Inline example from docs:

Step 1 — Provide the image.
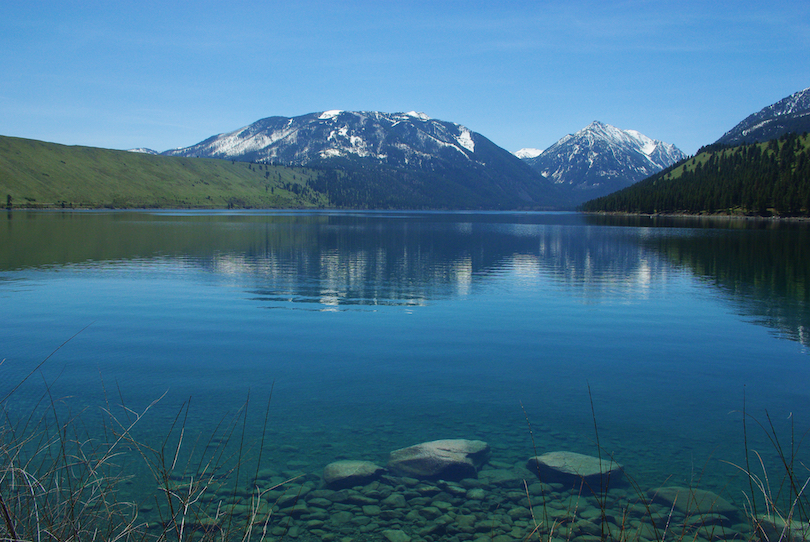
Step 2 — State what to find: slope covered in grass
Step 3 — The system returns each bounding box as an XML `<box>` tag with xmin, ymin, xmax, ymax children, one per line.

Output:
<box><xmin>0</xmin><ymin>136</ymin><xmax>328</xmax><ymax>209</ymax></box>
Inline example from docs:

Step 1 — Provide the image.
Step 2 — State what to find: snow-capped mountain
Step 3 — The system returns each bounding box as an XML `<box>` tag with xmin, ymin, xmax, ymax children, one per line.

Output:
<box><xmin>164</xmin><ymin>110</ymin><xmax>483</xmax><ymax>166</ymax></box>
<box><xmin>715</xmin><ymin>86</ymin><xmax>810</xmax><ymax>146</ymax></box>
<box><xmin>520</xmin><ymin>121</ymin><xmax>686</xmax><ymax>203</ymax></box>
<box><xmin>514</xmin><ymin>148</ymin><xmax>543</xmax><ymax>159</ymax></box>
<box><xmin>164</xmin><ymin>110</ymin><xmax>567</xmax><ymax>209</ymax></box>
<box><xmin>128</xmin><ymin>148</ymin><xmax>159</xmax><ymax>154</ymax></box>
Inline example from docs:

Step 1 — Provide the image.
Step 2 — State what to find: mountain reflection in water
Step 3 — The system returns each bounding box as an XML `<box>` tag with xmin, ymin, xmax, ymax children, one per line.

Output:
<box><xmin>2</xmin><ymin>210</ymin><xmax>806</xmax><ymax>346</ymax></box>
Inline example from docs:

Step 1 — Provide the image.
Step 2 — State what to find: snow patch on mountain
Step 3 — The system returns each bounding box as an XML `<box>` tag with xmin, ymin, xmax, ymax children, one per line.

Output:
<box><xmin>320</xmin><ymin>148</ymin><xmax>341</xmax><ymax>158</ymax></box>
<box><xmin>640</xmin><ymin>141</ymin><xmax>657</xmax><ymax>156</ymax></box>
<box><xmin>624</xmin><ymin>130</ymin><xmax>657</xmax><ymax>156</ymax></box>
<box><xmin>319</xmin><ymin>110</ymin><xmax>343</xmax><ymax>120</ymax></box>
<box><xmin>405</xmin><ymin>111</ymin><xmax>431</xmax><ymax>121</ymax></box>
<box><xmin>207</xmin><ymin>128</ymin><xmax>289</xmax><ymax>157</ymax></box>
<box><xmin>515</xmin><ymin>148</ymin><xmax>543</xmax><ymax>159</ymax></box>
<box><xmin>457</xmin><ymin>128</ymin><xmax>474</xmax><ymax>152</ymax></box>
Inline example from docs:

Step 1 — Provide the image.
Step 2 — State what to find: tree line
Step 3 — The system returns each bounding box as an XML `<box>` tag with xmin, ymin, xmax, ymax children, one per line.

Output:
<box><xmin>580</xmin><ymin>132</ymin><xmax>810</xmax><ymax>216</ymax></box>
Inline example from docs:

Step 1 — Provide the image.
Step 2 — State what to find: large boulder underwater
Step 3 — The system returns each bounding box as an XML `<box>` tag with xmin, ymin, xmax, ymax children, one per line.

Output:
<box><xmin>526</xmin><ymin>451</ymin><xmax>624</xmax><ymax>488</ymax></box>
<box><xmin>387</xmin><ymin>439</ymin><xmax>491</xmax><ymax>481</ymax></box>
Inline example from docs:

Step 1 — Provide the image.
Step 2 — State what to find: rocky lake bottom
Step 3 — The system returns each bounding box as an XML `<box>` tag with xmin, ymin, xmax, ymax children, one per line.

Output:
<box><xmin>132</xmin><ymin>436</ymin><xmax>770</xmax><ymax>542</ymax></box>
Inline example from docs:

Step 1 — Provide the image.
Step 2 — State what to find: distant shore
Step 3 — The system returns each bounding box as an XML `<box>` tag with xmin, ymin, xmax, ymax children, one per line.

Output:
<box><xmin>582</xmin><ymin>210</ymin><xmax>810</xmax><ymax>222</ymax></box>
<box><xmin>6</xmin><ymin>206</ymin><xmax>810</xmax><ymax>222</ymax></box>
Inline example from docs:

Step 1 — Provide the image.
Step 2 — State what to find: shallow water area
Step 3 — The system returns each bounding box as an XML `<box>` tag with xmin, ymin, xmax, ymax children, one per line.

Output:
<box><xmin>1</xmin><ymin>210</ymin><xmax>808</xmax><ymax>541</ymax></box>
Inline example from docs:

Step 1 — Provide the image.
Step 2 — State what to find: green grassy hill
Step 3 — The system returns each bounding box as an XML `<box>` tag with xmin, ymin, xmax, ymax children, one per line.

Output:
<box><xmin>580</xmin><ymin>133</ymin><xmax>810</xmax><ymax>216</ymax></box>
<box><xmin>0</xmin><ymin>135</ymin><xmax>329</xmax><ymax>209</ymax></box>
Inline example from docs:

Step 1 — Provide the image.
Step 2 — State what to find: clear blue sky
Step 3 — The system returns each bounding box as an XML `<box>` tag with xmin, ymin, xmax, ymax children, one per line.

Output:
<box><xmin>2</xmin><ymin>1</ymin><xmax>808</xmax><ymax>155</ymax></box>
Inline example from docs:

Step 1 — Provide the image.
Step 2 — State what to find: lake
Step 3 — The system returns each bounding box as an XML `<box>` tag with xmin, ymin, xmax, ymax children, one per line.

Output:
<box><xmin>1</xmin><ymin>210</ymin><xmax>808</xmax><ymax>541</ymax></box>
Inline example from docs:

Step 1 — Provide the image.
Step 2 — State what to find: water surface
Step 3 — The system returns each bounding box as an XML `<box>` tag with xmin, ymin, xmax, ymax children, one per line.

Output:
<box><xmin>1</xmin><ymin>210</ymin><xmax>808</xmax><ymax>539</ymax></box>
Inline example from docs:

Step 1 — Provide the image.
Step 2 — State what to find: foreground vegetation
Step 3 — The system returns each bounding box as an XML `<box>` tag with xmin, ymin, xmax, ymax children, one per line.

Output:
<box><xmin>0</xmin><ymin>136</ymin><xmax>328</xmax><ymax>209</ymax></box>
<box><xmin>1</xmin><ymin>338</ymin><xmax>282</xmax><ymax>541</ymax></box>
<box><xmin>581</xmin><ymin>133</ymin><xmax>810</xmax><ymax>217</ymax></box>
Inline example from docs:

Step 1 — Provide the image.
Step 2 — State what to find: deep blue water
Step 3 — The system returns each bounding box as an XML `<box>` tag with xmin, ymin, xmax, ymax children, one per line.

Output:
<box><xmin>1</xmin><ymin>210</ymin><xmax>808</xmax><ymax>522</ymax></box>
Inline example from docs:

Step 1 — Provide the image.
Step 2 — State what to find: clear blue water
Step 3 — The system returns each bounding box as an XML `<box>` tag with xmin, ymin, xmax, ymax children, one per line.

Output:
<box><xmin>1</xmin><ymin>210</ymin><xmax>808</xmax><ymax>537</ymax></box>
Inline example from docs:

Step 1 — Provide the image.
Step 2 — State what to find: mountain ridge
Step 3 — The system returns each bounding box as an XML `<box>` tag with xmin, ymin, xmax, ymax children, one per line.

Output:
<box><xmin>164</xmin><ymin>110</ymin><xmax>481</xmax><ymax>165</ymax></box>
<box><xmin>715</xmin><ymin>87</ymin><xmax>810</xmax><ymax>146</ymax></box>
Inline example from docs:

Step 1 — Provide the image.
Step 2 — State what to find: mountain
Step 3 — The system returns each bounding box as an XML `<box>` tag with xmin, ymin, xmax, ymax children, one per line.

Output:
<box><xmin>163</xmin><ymin>110</ymin><xmax>568</xmax><ymax>209</ymax></box>
<box><xmin>715</xmin><ymin>87</ymin><xmax>810</xmax><ymax>146</ymax></box>
<box><xmin>519</xmin><ymin>121</ymin><xmax>686</xmax><ymax>204</ymax></box>
<box><xmin>128</xmin><ymin>147</ymin><xmax>159</xmax><ymax>155</ymax></box>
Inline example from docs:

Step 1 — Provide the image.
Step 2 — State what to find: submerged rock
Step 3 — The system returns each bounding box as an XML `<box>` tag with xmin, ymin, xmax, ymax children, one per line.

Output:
<box><xmin>322</xmin><ymin>460</ymin><xmax>386</xmax><ymax>490</ymax></box>
<box><xmin>466</xmin><ymin>488</ymin><xmax>486</xmax><ymax>500</ymax></box>
<box><xmin>649</xmin><ymin>486</ymin><xmax>740</xmax><ymax>519</ymax></box>
<box><xmin>387</xmin><ymin>439</ymin><xmax>491</xmax><ymax>480</ymax></box>
<box><xmin>383</xmin><ymin>529</ymin><xmax>412</xmax><ymax>542</ymax></box>
<box><xmin>755</xmin><ymin>514</ymin><xmax>810</xmax><ymax>542</ymax></box>
<box><xmin>478</xmin><ymin>466</ymin><xmax>535</xmax><ymax>488</ymax></box>
<box><xmin>526</xmin><ymin>451</ymin><xmax>623</xmax><ymax>487</ymax></box>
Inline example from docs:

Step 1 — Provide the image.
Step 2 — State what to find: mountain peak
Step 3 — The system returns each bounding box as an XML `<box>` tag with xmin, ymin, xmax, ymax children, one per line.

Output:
<box><xmin>515</xmin><ymin>148</ymin><xmax>543</xmax><ymax>159</ymax></box>
<box><xmin>781</xmin><ymin>86</ymin><xmax>810</xmax><ymax>113</ymax></box>
<box><xmin>554</xmin><ymin>121</ymin><xmax>654</xmax><ymax>159</ymax></box>
<box><xmin>404</xmin><ymin>111</ymin><xmax>431</xmax><ymax>121</ymax></box>
<box><xmin>519</xmin><ymin>122</ymin><xmax>686</xmax><ymax>204</ymax></box>
<box><xmin>318</xmin><ymin>110</ymin><xmax>344</xmax><ymax>120</ymax></box>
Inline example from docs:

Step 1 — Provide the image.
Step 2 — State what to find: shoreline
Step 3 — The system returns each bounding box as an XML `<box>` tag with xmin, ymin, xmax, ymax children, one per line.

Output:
<box><xmin>582</xmin><ymin>210</ymin><xmax>810</xmax><ymax>223</ymax></box>
<box><xmin>8</xmin><ymin>205</ymin><xmax>810</xmax><ymax>221</ymax></box>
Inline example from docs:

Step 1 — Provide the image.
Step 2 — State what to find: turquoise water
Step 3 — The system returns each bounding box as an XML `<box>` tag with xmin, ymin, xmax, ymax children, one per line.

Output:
<box><xmin>1</xmin><ymin>210</ymin><xmax>808</xmax><ymax>540</ymax></box>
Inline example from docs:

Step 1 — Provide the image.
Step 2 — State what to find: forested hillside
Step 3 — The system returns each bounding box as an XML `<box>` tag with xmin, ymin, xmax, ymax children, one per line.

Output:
<box><xmin>303</xmin><ymin>153</ymin><xmax>564</xmax><ymax>209</ymax></box>
<box><xmin>580</xmin><ymin>133</ymin><xmax>810</xmax><ymax>216</ymax></box>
